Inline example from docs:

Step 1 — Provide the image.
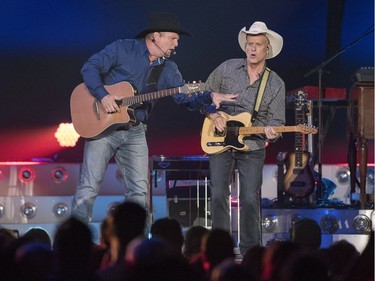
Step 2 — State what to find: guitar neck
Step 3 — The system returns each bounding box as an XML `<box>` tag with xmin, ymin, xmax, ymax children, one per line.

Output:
<box><xmin>122</xmin><ymin>87</ymin><xmax>181</xmax><ymax>105</ymax></box>
<box><xmin>239</xmin><ymin>126</ymin><xmax>300</xmax><ymax>135</ymax></box>
<box><xmin>294</xmin><ymin>97</ymin><xmax>307</xmax><ymax>167</ymax></box>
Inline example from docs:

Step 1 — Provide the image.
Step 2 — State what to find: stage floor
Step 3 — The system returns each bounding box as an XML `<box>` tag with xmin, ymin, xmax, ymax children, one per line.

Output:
<box><xmin>0</xmin><ymin>162</ymin><xmax>373</xmax><ymax>253</ymax></box>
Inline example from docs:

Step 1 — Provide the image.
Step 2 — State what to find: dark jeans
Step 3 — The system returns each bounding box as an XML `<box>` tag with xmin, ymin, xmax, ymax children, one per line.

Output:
<box><xmin>209</xmin><ymin>148</ymin><xmax>265</xmax><ymax>255</ymax></box>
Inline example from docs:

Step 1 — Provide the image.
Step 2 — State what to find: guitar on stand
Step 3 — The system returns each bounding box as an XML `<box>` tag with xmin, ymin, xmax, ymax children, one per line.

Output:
<box><xmin>283</xmin><ymin>91</ymin><xmax>316</xmax><ymax>205</ymax></box>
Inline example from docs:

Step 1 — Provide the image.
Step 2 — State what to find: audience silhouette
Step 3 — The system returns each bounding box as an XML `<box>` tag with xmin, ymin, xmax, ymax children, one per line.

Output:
<box><xmin>1</xmin><ymin>212</ymin><xmax>373</xmax><ymax>281</ymax></box>
<box><xmin>49</xmin><ymin>216</ymin><xmax>99</xmax><ymax>281</ymax></box>
<box><xmin>150</xmin><ymin>217</ymin><xmax>185</xmax><ymax>257</ymax></box>
<box><xmin>289</xmin><ymin>218</ymin><xmax>322</xmax><ymax>250</ymax></box>
<box><xmin>183</xmin><ymin>225</ymin><xmax>209</xmax><ymax>261</ymax></box>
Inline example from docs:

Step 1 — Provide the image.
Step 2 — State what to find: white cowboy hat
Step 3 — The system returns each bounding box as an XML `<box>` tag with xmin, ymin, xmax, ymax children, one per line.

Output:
<box><xmin>238</xmin><ymin>21</ymin><xmax>283</xmax><ymax>59</ymax></box>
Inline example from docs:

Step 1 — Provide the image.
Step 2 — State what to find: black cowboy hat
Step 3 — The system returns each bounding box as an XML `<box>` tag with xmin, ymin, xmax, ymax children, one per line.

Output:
<box><xmin>135</xmin><ymin>12</ymin><xmax>192</xmax><ymax>38</ymax></box>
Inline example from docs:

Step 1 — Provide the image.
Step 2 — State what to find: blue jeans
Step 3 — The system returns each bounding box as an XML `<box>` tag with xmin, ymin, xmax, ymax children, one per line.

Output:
<box><xmin>72</xmin><ymin>124</ymin><xmax>149</xmax><ymax>223</ymax></box>
<box><xmin>209</xmin><ymin>148</ymin><xmax>265</xmax><ymax>255</ymax></box>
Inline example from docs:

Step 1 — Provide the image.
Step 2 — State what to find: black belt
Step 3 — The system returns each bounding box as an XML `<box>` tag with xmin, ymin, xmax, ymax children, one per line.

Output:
<box><xmin>115</xmin><ymin>122</ymin><xmax>140</xmax><ymax>131</ymax></box>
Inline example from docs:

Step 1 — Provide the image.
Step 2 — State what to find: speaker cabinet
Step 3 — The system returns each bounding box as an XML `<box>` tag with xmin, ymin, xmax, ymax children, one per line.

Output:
<box><xmin>350</xmin><ymin>82</ymin><xmax>374</xmax><ymax>139</ymax></box>
<box><xmin>168</xmin><ymin>199</ymin><xmax>211</xmax><ymax>228</ymax></box>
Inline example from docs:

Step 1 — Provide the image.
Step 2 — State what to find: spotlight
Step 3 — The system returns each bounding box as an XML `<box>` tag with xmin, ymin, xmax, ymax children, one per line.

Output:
<box><xmin>18</xmin><ymin>167</ymin><xmax>36</xmax><ymax>183</ymax></box>
<box><xmin>107</xmin><ymin>202</ymin><xmax>121</xmax><ymax>217</ymax></box>
<box><xmin>53</xmin><ymin>203</ymin><xmax>69</xmax><ymax>218</ymax></box>
<box><xmin>353</xmin><ymin>214</ymin><xmax>372</xmax><ymax>234</ymax></box>
<box><xmin>51</xmin><ymin>167</ymin><xmax>68</xmax><ymax>183</ymax></box>
<box><xmin>0</xmin><ymin>204</ymin><xmax>4</xmax><ymax>218</ymax></box>
<box><xmin>54</xmin><ymin>123</ymin><xmax>80</xmax><ymax>147</ymax></box>
<box><xmin>320</xmin><ymin>214</ymin><xmax>339</xmax><ymax>234</ymax></box>
<box><xmin>262</xmin><ymin>215</ymin><xmax>278</xmax><ymax>233</ymax></box>
<box><xmin>20</xmin><ymin>202</ymin><xmax>37</xmax><ymax>219</ymax></box>
<box><xmin>336</xmin><ymin>167</ymin><xmax>350</xmax><ymax>184</ymax></box>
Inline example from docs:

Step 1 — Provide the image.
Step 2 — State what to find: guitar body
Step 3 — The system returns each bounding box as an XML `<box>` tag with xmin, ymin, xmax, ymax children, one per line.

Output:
<box><xmin>200</xmin><ymin>111</ymin><xmax>317</xmax><ymax>155</ymax></box>
<box><xmin>70</xmin><ymin>81</ymin><xmax>137</xmax><ymax>139</ymax></box>
<box><xmin>283</xmin><ymin>151</ymin><xmax>315</xmax><ymax>198</ymax></box>
<box><xmin>201</xmin><ymin>112</ymin><xmax>251</xmax><ymax>154</ymax></box>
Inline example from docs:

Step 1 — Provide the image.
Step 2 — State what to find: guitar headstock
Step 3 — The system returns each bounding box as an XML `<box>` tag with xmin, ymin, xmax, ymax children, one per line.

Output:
<box><xmin>181</xmin><ymin>81</ymin><xmax>205</xmax><ymax>96</ymax></box>
<box><xmin>295</xmin><ymin>91</ymin><xmax>307</xmax><ymax>110</ymax></box>
<box><xmin>296</xmin><ymin>123</ymin><xmax>318</xmax><ymax>134</ymax></box>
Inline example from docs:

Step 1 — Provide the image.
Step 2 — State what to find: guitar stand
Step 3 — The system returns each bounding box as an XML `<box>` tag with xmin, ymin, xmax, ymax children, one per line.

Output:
<box><xmin>274</xmin><ymin>152</ymin><xmax>288</xmax><ymax>208</ymax></box>
<box><xmin>275</xmin><ymin>152</ymin><xmax>315</xmax><ymax>209</ymax></box>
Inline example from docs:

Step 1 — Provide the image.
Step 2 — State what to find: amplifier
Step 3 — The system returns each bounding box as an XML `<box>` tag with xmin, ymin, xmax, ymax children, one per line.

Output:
<box><xmin>355</xmin><ymin>67</ymin><xmax>374</xmax><ymax>83</ymax></box>
<box><xmin>168</xmin><ymin>198</ymin><xmax>211</xmax><ymax>228</ymax></box>
<box><xmin>151</xmin><ymin>155</ymin><xmax>209</xmax><ymax>171</ymax></box>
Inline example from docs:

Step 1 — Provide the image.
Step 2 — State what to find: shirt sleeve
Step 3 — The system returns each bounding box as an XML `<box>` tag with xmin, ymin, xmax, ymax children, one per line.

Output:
<box><xmin>158</xmin><ymin>61</ymin><xmax>213</xmax><ymax>111</ymax></box>
<box><xmin>173</xmin><ymin>90</ymin><xmax>213</xmax><ymax>111</ymax></box>
<box><xmin>198</xmin><ymin>61</ymin><xmax>227</xmax><ymax>115</ymax></box>
<box><xmin>81</xmin><ymin>40</ymin><xmax>120</xmax><ymax>101</ymax></box>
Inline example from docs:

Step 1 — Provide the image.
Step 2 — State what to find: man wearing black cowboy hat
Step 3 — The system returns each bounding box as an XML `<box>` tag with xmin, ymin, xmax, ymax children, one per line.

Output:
<box><xmin>72</xmin><ymin>12</ymin><xmax>237</xmax><ymax>225</ymax></box>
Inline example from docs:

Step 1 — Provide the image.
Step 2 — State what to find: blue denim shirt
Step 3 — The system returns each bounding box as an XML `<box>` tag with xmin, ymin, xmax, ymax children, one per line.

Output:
<box><xmin>81</xmin><ymin>38</ymin><xmax>212</xmax><ymax>122</ymax></box>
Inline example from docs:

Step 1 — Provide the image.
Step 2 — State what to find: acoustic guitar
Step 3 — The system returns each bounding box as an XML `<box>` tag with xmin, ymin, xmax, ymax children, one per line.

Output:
<box><xmin>70</xmin><ymin>81</ymin><xmax>204</xmax><ymax>139</ymax></box>
<box><xmin>200</xmin><ymin>111</ymin><xmax>318</xmax><ymax>154</ymax></box>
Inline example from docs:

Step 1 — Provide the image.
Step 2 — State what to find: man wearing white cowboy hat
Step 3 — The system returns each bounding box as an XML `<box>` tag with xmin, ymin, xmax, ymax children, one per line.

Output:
<box><xmin>72</xmin><ymin>11</ymin><xmax>237</xmax><ymax>226</ymax></box>
<box><xmin>202</xmin><ymin>21</ymin><xmax>286</xmax><ymax>255</ymax></box>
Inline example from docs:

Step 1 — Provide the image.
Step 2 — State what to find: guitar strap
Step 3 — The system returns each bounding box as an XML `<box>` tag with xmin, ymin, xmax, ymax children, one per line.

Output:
<box><xmin>146</xmin><ymin>62</ymin><xmax>166</xmax><ymax>91</ymax></box>
<box><xmin>251</xmin><ymin>67</ymin><xmax>270</xmax><ymax>123</ymax></box>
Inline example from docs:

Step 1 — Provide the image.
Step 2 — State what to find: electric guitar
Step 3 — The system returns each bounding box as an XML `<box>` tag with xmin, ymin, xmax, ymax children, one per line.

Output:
<box><xmin>200</xmin><ymin>111</ymin><xmax>318</xmax><ymax>154</ymax></box>
<box><xmin>283</xmin><ymin>91</ymin><xmax>316</xmax><ymax>198</ymax></box>
<box><xmin>70</xmin><ymin>81</ymin><xmax>204</xmax><ymax>139</ymax></box>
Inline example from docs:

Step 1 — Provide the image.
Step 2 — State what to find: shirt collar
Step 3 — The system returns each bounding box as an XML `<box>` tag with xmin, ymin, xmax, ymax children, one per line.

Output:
<box><xmin>241</xmin><ymin>58</ymin><xmax>267</xmax><ymax>75</ymax></box>
<box><xmin>139</xmin><ymin>38</ymin><xmax>166</xmax><ymax>66</ymax></box>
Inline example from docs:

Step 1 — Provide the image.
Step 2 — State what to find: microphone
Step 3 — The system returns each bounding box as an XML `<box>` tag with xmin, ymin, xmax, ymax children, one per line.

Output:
<box><xmin>151</xmin><ymin>38</ymin><xmax>176</xmax><ymax>58</ymax></box>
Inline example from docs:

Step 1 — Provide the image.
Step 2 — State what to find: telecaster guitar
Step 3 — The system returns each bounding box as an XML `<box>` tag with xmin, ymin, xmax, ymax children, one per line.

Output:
<box><xmin>200</xmin><ymin>112</ymin><xmax>318</xmax><ymax>154</ymax></box>
<box><xmin>70</xmin><ymin>81</ymin><xmax>204</xmax><ymax>139</ymax></box>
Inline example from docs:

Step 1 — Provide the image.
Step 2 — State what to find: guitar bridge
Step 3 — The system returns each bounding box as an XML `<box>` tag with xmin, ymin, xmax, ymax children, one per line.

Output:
<box><xmin>207</xmin><ymin>142</ymin><xmax>225</xmax><ymax>147</ymax></box>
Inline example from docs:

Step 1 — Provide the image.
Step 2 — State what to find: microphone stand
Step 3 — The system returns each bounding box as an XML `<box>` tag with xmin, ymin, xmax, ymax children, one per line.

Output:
<box><xmin>304</xmin><ymin>26</ymin><xmax>374</xmax><ymax>207</ymax></box>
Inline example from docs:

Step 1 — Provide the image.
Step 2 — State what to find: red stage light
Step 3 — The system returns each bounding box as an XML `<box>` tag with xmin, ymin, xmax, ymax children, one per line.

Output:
<box><xmin>54</xmin><ymin>123</ymin><xmax>80</xmax><ymax>147</ymax></box>
<box><xmin>18</xmin><ymin>167</ymin><xmax>36</xmax><ymax>183</ymax></box>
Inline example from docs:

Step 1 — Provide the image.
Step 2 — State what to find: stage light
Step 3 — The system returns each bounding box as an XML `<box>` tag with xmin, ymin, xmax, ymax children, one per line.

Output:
<box><xmin>20</xmin><ymin>202</ymin><xmax>37</xmax><ymax>219</ymax></box>
<box><xmin>352</xmin><ymin>214</ymin><xmax>372</xmax><ymax>234</ymax></box>
<box><xmin>262</xmin><ymin>215</ymin><xmax>278</xmax><ymax>233</ymax></box>
<box><xmin>54</xmin><ymin>123</ymin><xmax>80</xmax><ymax>147</ymax></box>
<box><xmin>53</xmin><ymin>203</ymin><xmax>69</xmax><ymax>218</ymax></box>
<box><xmin>18</xmin><ymin>167</ymin><xmax>36</xmax><ymax>183</ymax></box>
<box><xmin>0</xmin><ymin>204</ymin><xmax>4</xmax><ymax>218</ymax></box>
<box><xmin>107</xmin><ymin>202</ymin><xmax>121</xmax><ymax>217</ymax></box>
<box><xmin>320</xmin><ymin>214</ymin><xmax>339</xmax><ymax>234</ymax></box>
<box><xmin>336</xmin><ymin>167</ymin><xmax>350</xmax><ymax>184</ymax></box>
<box><xmin>51</xmin><ymin>167</ymin><xmax>68</xmax><ymax>183</ymax></box>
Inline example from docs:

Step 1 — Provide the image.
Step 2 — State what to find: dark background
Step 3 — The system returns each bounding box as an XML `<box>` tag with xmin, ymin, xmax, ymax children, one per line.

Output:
<box><xmin>0</xmin><ymin>0</ymin><xmax>373</xmax><ymax>165</ymax></box>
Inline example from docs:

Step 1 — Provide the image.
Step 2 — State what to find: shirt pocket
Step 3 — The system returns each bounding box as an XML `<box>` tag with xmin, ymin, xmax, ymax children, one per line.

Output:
<box><xmin>220</xmin><ymin>76</ymin><xmax>243</xmax><ymax>93</ymax></box>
